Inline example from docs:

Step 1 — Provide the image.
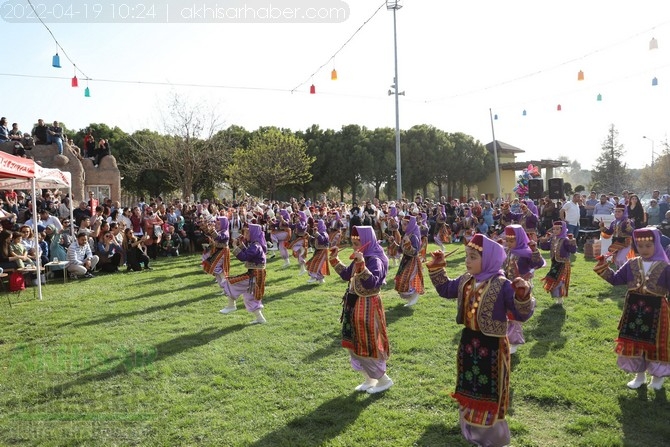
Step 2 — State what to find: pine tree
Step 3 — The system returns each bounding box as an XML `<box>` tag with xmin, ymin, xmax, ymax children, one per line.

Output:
<box><xmin>591</xmin><ymin>125</ymin><xmax>631</xmax><ymax>194</ymax></box>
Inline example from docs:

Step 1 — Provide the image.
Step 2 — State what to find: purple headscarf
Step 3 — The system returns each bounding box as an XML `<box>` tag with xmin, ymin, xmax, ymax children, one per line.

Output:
<box><xmin>552</xmin><ymin>220</ymin><xmax>568</xmax><ymax>238</ymax></box>
<box><xmin>403</xmin><ymin>215</ymin><xmax>421</xmax><ymax>241</ymax></box>
<box><xmin>468</xmin><ymin>234</ymin><xmax>506</xmax><ymax>282</ymax></box>
<box><xmin>217</xmin><ymin>216</ymin><xmax>230</xmax><ymax>240</ymax></box>
<box><xmin>524</xmin><ymin>199</ymin><xmax>539</xmax><ymax>217</ymax></box>
<box><xmin>317</xmin><ymin>219</ymin><xmax>327</xmax><ymax>234</ymax></box>
<box><xmin>505</xmin><ymin>224</ymin><xmax>532</xmax><ymax>258</ymax></box>
<box><xmin>298</xmin><ymin>211</ymin><xmax>307</xmax><ymax>222</ymax></box>
<box><xmin>389</xmin><ymin>206</ymin><xmax>397</xmax><ymax>218</ymax></box>
<box><xmin>248</xmin><ymin>223</ymin><xmax>267</xmax><ymax>253</ymax></box>
<box><xmin>420</xmin><ymin>212</ymin><xmax>427</xmax><ymax>225</ymax></box>
<box><xmin>352</xmin><ymin>226</ymin><xmax>388</xmax><ymax>279</ymax></box>
<box><xmin>279</xmin><ymin>209</ymin><xmax>291</xmax><ymax>221</ymax></box>
<box><xmin>633</xmin><ymin>227</ymin><xmax>669</xmax><ymax>262</ymax></box>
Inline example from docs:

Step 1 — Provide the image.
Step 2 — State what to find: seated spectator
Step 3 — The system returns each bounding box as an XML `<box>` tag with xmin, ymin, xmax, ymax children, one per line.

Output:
<box><xmin>66</xmin><ymin>232</ymin><xmax>98</xmax><ymax>278</ymax></box>
<box><xmin>123</xmin><ymin>229</ymin><xmax>151</xmax><ymax>272</ymax></box>
<box><xmin>83</xmin><ymin>128</ymin><xmax>96</xmax><ymax>159</ymax></box>
<box><xmin>8</xmin><ymin>123</ymin><xmax>22</xmax><ymax>141</ymax></box>
<box><xmin>10</xmin><ymin>231</ymin><xmax>34</xmax><ymax>269</ymax></box>
<box><xmin>0</xmin><ymin>230</ymin><xmax>21</xmax><ymax>270</ymax></box>
<box><xmin>32</xmin><ymin>119</ymin><xmax>49</xmax><ymax>145</ymax></box>
<box><xmin>0</xmin><ymin>117</ymin><xmax>10</xmax><ymax>142</ymax></box>
<box><xmin>73</xmin><ymin>200</ymin><xmax>92</xmax><ymax>227</ymax></box>
<box><xmin>24</xmin><ymin>209</ymin><xmax>63</xmax><ymax>232</ymax></box>
<box><xmin>18</xmin><ymin>225</ymin><xmax>39</xmax><ymax>265</ymax></box>
<box><xmin>95</xmin><ymin>138</ymin><xmax>110</xmax><ymax>166</ymax></box>
<box><xmin>160</xmin><ymin>232</ymin><xmax>180</xmax><ymax>256</ymax></box>
<box><xmin>96</xmin><ymin>230</ymin><xmax>122</xmax><ymax>273</ymax></box>
<box><xmin>47</xmin><ymin>121</ymin><xmax>64</xmax><ymax>155</ymax></box>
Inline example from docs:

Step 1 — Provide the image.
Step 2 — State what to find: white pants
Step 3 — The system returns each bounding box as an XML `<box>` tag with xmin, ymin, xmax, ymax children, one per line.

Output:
<box><xmin>67</xmin><ymin>256</ymin><xmax>100</xmax><ymax>275</ymax></box>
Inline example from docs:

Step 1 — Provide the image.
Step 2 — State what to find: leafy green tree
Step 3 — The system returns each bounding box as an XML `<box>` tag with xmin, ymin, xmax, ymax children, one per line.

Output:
<box><xmin>591</xmin><ymin>125</ymin><xmax>631</xmax><ymax>194</ymax></box>
<box><xmin>326</xmin><ymin>125</ymin><xmax>372</xmax><ymax>203</ymax></box>
<box><xmin>401</xmin><ymin>125</ymin><xmax>444</xmax><ymax>199</ymax></box>
<box><xmin>230</xmin><ymin>127</ymin><xmax>314</xmax><ymax>199</ymax></box>
<box><xmin>295</xmin><ymin>125</ymin><xmax>334</xmax><ymax>201</ymax></box>
<box><xmin>366</xmin><ymin>127</ymin><xmax>396</xmax><ymax>200</ymax></box>
<box><xmin>445</xmin><ymin>133</ymin><xmax>492</xmax><ymax>199</ymax></box>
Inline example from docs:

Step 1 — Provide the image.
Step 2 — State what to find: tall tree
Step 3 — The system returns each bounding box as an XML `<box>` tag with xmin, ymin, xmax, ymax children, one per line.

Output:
<box><xmin>366</xmin><ymin>127</ymin><xmax>397</xmax><ymax>200</ymax></box>
<box><xmin>402</xmin><ymin>125</ymin><xmax>443</xmax><ymax>199</ymax></box>
<box><xmin>446</xmin><ymin>133</ymin><xmax>492</xmax><ymax>199</ymax></box>
<box><xmin>124</xmin><ymin>94</ymin><xmax>226</xmax><ymax>199</ymax></box>
<box><xmin>326</xmin><ymin>125</ymin><xmax>372</xmax><ymax>203</ymax></box>
<box><xmin>591</xmin><ymin>125</ymin><xmax>631</xmax><ymax>194</ymax></box>
<box><xmin>229</xmin><ymin>127</ymin><xmax>314</xmax><ymax>199</ymax></box>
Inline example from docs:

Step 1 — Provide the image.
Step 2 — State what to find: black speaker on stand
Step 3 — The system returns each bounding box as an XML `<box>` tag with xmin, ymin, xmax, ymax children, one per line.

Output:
<box><xmin>528</xmin><ymin>178</ymin><xmax>544</xmax><ymax>200</ymax></box>
<box><xmin>548</xmin><ymin>178</ymin><xmax>564</xmax><ymax>200</ymax></box>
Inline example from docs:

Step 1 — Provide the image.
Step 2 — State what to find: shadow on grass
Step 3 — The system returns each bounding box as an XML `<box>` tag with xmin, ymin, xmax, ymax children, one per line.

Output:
<box><xmin>248</xmin><ymin>393</ymin><xmax>375</xmax><ymax>447</ymax></box>
<box><xmin>30</xmin><ymin>325</ymin><xmax>247</xmax><ymax>405</ymax></box>
<box><xmin>619</xmin><ymin>388</ymin><xmax>670</xmax><ymax>446</ymax></box>
<box><xmin>597</xmin><ymin>286</ymin><xmax>626</xmax><ymax>311</ymax></box>
<box><xmin>416</xmin><ymin>422</ymin><xmax>470</xmax><ymax>446</ymax></box>
<box><xmin>527</xmin><ymin>305</ymin><xmax>567</xmax><ymax>358</ymax></box>
<box><xmin>72</xmin><ymin>290</ymin><xmax>217</xmax><ymax>328</ymax></box>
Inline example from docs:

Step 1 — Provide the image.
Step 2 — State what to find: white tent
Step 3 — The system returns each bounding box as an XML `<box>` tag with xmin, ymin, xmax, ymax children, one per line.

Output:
<box><xmin>0</xmin><ymin>156</ymin><xmax>73</xmax><ymax>300</ymax></box>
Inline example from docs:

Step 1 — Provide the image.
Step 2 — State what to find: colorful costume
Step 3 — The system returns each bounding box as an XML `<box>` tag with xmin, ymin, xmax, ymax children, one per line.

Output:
<box><xmin>539</xmin><ymin>221</ymin><xmax>577</xmax><ymax>303</ymax></box>
<box><xmin>434</xmin><ymin>204</ymin><xmax>451</xmax><ymax>250</ymax></box>
<box><xmin>305</xmin><ymin>219</ymin><xmax>330</xmax><ymax>284</ymax></box>
<box><xmin>328</xmin><ymin>211</ymin><xmax>344</xmax><ymax>249</ymax></box>
<box><xmin>220</xmin><ymin>223</ymin><xmax>267</xmax><ymax>324</ymax></box>
<box><xmin>384</xmin><ymin>205</ymin><xmax>402</xmax><ymax>267</ymax></box>
<box><xmin>419</xmin><ymin>212</ymin><xmax>429</xmax><ymax>262</ymax></box>
<box><xmin>394</xmin><ymin>215</ymin><xmax>425</xmax><ymax>307</ymax></box>
<box><xmin>428</xmin><ymin>234</ymin><xmax>535</xmax><ymax>447</ymax></box>
<box><xmin>272</xmin><ymin>209</ymin><xmax>293</xmax><ymax>267</ymax></box>
<box><xmin>203</xmin><ymin>216</ymin><xmax>231</xmax><ymax>289</ymax></box>
<box><xmin>594</xmin><ymin>227</ymin><xmax>670</xmax><ymax>390</ymax></box>
<box><xmin>599</xmin><ymin>204</ymin><xmax>634</xmax><ymax>268</ymax></box>
<box><xmin>288</xmin><ymin>210</ymin><xmax>309</xmax><ymax>274</ymax></box>
<box><xmin>503</xmin><ymin>224</ymin><xmax>546</xmax><ymax>353</ymax></box>
<box><xmin>330</xmin><ymin>226</ymin><xmax>393</xmax><ymax>394</ymax></box>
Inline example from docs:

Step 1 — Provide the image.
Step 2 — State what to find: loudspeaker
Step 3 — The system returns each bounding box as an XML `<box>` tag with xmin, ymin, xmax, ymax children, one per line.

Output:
<box><xmin>528</xmin><ymin>178</ymin><xmax>544</xmax><ymax>200</ymax></box>
<box><xmin>548</xmin><ymin>178</ymin><xmax>564</xmax><ymax>200</ymax></box>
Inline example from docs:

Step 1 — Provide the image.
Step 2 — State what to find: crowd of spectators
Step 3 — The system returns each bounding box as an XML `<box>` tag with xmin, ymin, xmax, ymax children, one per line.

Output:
<box><xmin>1</xmin><ymin>184</ymin><xmax>668</xmax><ymax>287</ymax></box>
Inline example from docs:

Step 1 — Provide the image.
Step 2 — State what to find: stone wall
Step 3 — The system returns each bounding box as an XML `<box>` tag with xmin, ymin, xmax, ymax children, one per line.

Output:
<box><xmin>0</xmin><ymin>142</ymin><xmax>121</xmax><ymax>203</ymax></box>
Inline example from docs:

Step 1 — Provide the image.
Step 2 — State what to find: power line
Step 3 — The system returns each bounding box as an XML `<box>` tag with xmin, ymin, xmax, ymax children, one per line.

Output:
<box><xmin>290</xmin><ymin>1</ymin><xmax>386</xmax><ymax>93</ymax></box>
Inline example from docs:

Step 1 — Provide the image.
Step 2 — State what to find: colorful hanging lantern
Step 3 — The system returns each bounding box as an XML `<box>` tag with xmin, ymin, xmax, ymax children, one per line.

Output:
<box><xmin>650</xmin><ymin>37</ymin><xmax>658</xmax><ymax>50</ymax></box>
<box><xmin>52</xmin><ymin>53</ymin><xmax>61</xmax><ymax>68</ymax></box>
<box><xmin>331</xmin><ymin>69</ymin><xmax>337</xmax><ymax>80</ymax></box>
<box><xmin>652</xmin><ymin>77</ymin><xmax>658</xmax><ymax>86</ymax></box>
<box><xmin>596</xmin><ymin>93</ymin><xmax>602</xmax><ymax>101</ymax></box>
<box><xmin>522</xmin><ymin>110</ymin><xmax>527</xmax><ymax>116</ymax></box>
<box><xmin>557</xmin><ymin>104</ymin><xmax>562</xmax><ymax>111</ymax></box>
<box><xmin>577</xmin><ymin>70</ymin><xmax>584</xmax><ymax>81</ymax></box>
<box><xmin>71</xmin><ymin>75</ymin><xmax>78</xmax><ymax>87</ymax></box>
<box><xmin>84</xmin><ymin>86</ymin><xmax>91</xmax><ymax>97</ymax></box>
<box><xmin>309</xmin><ymin>84</ymin><xmax>316</xmax><ymax>94</ymax></box>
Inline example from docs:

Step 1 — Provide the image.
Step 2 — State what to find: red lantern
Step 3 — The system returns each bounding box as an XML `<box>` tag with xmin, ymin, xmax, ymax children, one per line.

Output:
<box><xmin>310</xmin><ymin>84</ymin><xmax>316</xmax><ymax>94</ymax></box>
<box><xmin>557</xmin><ymin>104</ymin><xmax>562</xmax><ymax>111</ymax></box>
<box><xmin>71</xmin><ymin>75</ymin><xmax>78</xmax><ymax>87</ymax></box>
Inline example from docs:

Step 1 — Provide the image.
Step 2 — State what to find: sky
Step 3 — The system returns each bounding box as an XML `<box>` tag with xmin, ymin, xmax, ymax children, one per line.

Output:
<box><xmin>1</xmin><ymin>0</ymin><xmax>669</xmax><ymax>171</ymax></box>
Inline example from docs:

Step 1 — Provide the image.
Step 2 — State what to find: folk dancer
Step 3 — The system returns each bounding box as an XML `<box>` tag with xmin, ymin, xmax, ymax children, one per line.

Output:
<box><xmin>287</xmin><ymin>210</ymin><xmax>309</xmax><ymax>275</ymax></box>
<box><xmin>599</xmin><ymin>203</ymin><xmax>635</xmax><ymax>269</ymax></box>
<box><xmin>394</xmin><ymin>215</ymin><xmax>425</xmax><ymax>307</ymax></box>
<box><xmin>538</xmin><ymin>221</ymin><xmax>577</xmax><ymax>305</ymax></box>
<box><xmin>272</xmin><ymin>209</ymin><xmax>293</xmax><ymax>268</ymax></box>
<box><xmin>203</xmin><ymin>216</ymin><xmax>231</xmax><ymax>291</ymax></box>
<box><xmin>594</xmin><ymin>227</ymin><xmax>670</xmax><ymax>390</ymax></box>
<box><xmin>427</xmin><ymin>233</ymin><xmax>535</xmax><ymax>447</ymax></box>
<box><xmin>329</xmin><ymin>225</ymin><xmax>393</xmax><ymax>394</ymax></box>
<box><xmin>219</xmin><ymin>223</ymin><xmax>267</xmax><ymax>324</ymax></box>
<box><xmin>384</xmin><ymin>205</ymin><xmax>402</xmax><ymax>268</ymax></box>
<box><xmin>503</xmin><ymin>224</ymin><xmax>546</xmax><ymax>354</ymax></box>
<box><xmin>305</xmin><ymin>219</ymin><xmax>330</xmax><ymax>284</ymax></box>
<box><xmin>434</xmin><ymin>204</ymin><xmax>451</xmax><ymax>250</ymax></box>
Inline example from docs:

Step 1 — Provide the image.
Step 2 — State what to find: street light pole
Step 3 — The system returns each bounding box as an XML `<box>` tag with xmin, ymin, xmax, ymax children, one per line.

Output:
<box><xmin>644</xmin><ymin>136</ymin><xmax>655</xmax><ymax>188</ymax></box>
<box><xmin>387</xmin><ymin>0</ymin><xmax>403</xmax><ymax>201</ymax></box>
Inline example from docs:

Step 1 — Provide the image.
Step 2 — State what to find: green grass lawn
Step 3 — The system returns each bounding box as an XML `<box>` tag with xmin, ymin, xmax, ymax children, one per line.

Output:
<box><xmin>0</xmin><ymin>245</ymin><xmax>669</xmax><ymax>447</ymax></box>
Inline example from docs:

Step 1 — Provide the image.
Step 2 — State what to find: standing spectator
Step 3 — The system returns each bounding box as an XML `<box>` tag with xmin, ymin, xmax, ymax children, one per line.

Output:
<box><xmin>66</xmin><ymin>232</ymin><xmax>99</xmax><ymax>278</ymax></box>
<box><xmin>593</xmin><ymin>194</ymin><xmax>614</xmax><ymax>221</ymax></box>
<box><xmin>560</xmin><ymin>193</ymin><xmax>582</xmax><ymax>237</ymax></box>
<box><xmin>95</xmin><ymin>139</ymin><xmax>110</xmax><ymax>166</ymax></box>
<box><xmin>584</xmin><ymin>191</ymin><xmax>599</xmax><ymax>219</ymax></box>
<box><xmin>647</xmin><ymin>199</ymin><xmax>662</xmax><ymax>226</ymax></box>
<box><xmin>626</xmin><ymin>194</ymin><xmax>645</xmax><ymax>229</ymax></box>
<box><xmin>47</xmin><ymin>121</ymin><xmax>64</xmax><ymax>155</ymax></box>
<box><xmin>32</xmin><ymin>119</ymin><xmax>49</xmax><ymax>145</ymax></box>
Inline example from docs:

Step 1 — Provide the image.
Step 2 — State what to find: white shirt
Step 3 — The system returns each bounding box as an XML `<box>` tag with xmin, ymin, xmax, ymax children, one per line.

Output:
<box><xmin>561</xmin><ymin>201</ymin><xmax>581</xmax><ymax>225</ymax></box>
